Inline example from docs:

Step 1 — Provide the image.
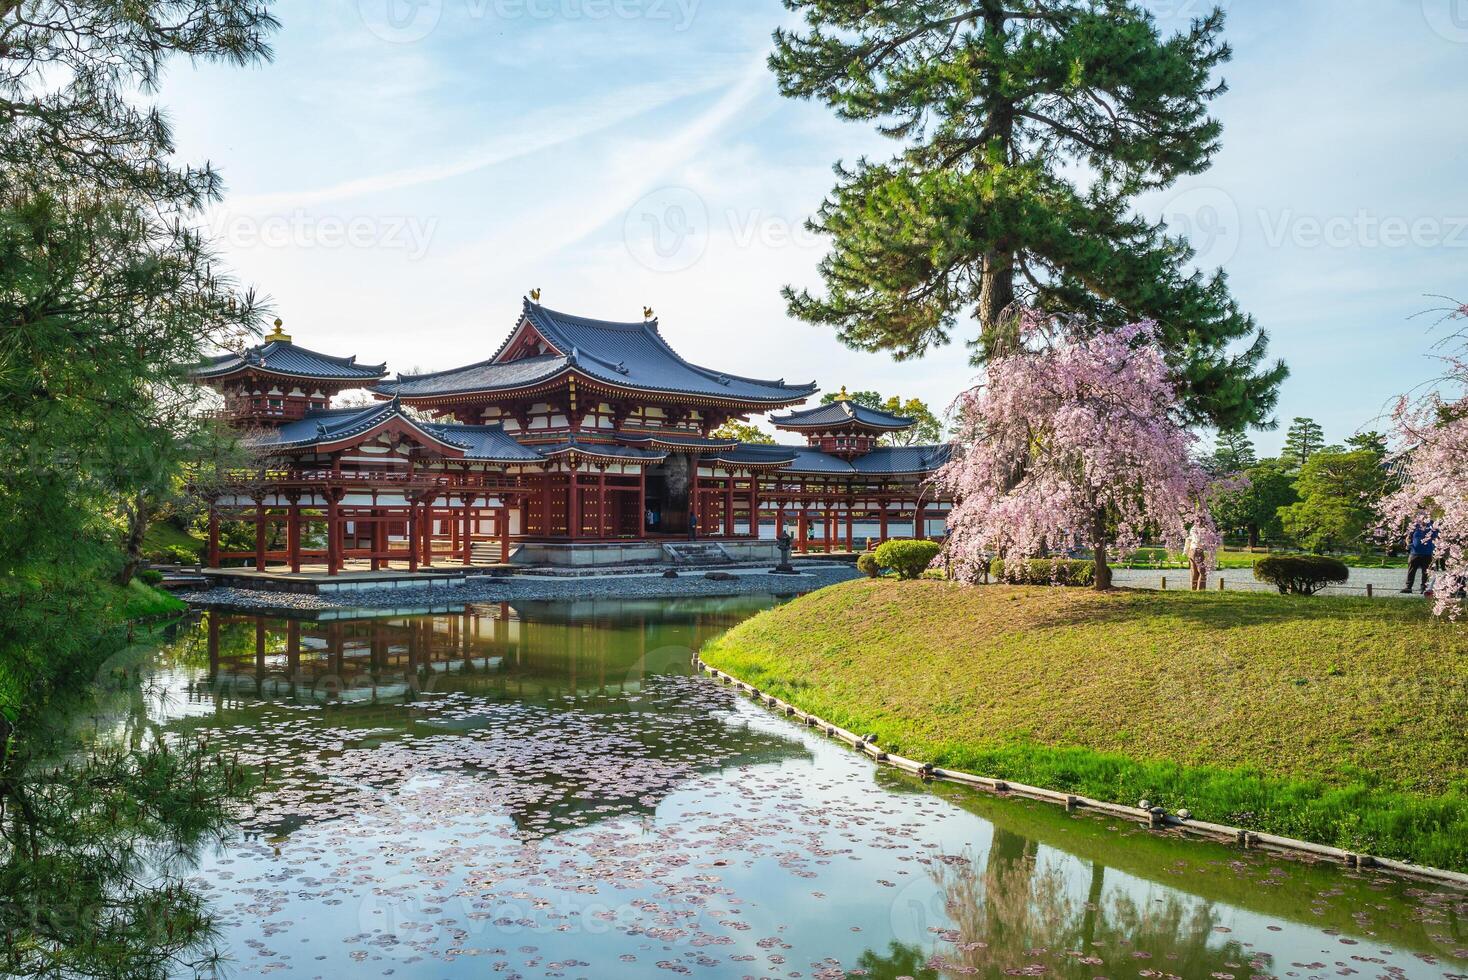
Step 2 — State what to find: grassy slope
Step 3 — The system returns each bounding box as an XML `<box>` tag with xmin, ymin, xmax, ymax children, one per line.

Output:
<box><xmin>107</xmin><ymin>579</ymin><xmax>188</xmax><ymax>619</ymax></box>
<box><xmin>141</xmin><ymin>520</ymin><xmax>205</xmax><ymax>559</ymax></box>
<box><xmin>702</xmin><ymin>580</ymin><xmax>1468</xmax><ymax>869</ymax></box>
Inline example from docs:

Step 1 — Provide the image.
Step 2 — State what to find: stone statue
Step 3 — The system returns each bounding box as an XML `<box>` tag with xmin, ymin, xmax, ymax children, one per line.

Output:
<box><xmin>771</xmin><ymin>530</ymin><xmax>797</xmax><ymax>575</ymax></box>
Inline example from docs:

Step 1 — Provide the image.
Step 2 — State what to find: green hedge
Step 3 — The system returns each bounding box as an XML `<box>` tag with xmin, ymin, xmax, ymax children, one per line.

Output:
<box><xmin>872</xmin><ymin>539</ymin><xmax>941</xmax><ymax>580</ymax></box>
<box><xmin>990</xmin><ymin>557</ymin><xmax>1096</xmax><ymax>587</ymax></box>
<box><xmin>855</xmin><ymin>552</ymin><xmax>880</xmax><ymax>578</ymax></box>
<box><xmin>1254</xmin><ymin>555</ymin><xmax>1350</xmax><ymax>595</ymax></box>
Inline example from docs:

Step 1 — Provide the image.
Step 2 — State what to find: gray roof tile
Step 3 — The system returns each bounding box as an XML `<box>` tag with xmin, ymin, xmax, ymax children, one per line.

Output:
<box><xmin>194</xmin><ymin>340</ymin><xmax>387</xmax><ymax>382</ymax></box>
<box><xmin>771</xmin><ymin>400</ymin><xmax>915</xmax><ymax>431</ymax></box>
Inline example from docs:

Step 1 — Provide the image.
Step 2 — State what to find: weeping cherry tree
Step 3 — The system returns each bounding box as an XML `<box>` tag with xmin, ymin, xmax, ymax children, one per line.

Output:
<box><xmin>1379</xmin><ymin>299</ymin><xmax>1468</xmax><ymax>618</ymax></box>
<box><xmin>935</xmin><ymin>314</ymin><xmax>1219</xmax><ymax>590</ymax></box>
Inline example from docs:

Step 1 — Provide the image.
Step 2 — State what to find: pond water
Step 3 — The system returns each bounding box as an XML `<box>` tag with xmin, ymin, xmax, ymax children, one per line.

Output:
<box><xmin>104</xmin><ymin>598</ymin><xmax>1466</xmax><ymax>978</ymax></box>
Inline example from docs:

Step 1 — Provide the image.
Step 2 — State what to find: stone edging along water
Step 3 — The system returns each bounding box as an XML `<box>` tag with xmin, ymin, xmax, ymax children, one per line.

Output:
<box><xmin>691</xmin><ymin>657</ymin><xmax>1468</xmax><ymax>892</ymax></box>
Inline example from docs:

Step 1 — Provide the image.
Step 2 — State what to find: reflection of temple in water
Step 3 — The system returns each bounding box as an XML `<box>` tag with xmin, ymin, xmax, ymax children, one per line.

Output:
<box><xmin>194</xmin><ymin>597</ymin><xmax>775</xmax><ymax>705</ymax></box>
<box><xmin>182</xmin><ymin>600</ymin><xmax>809</xmax><ymax>841</ymax></box>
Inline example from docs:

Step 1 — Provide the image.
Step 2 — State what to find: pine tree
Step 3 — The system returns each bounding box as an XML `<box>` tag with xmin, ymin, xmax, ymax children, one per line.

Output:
<box><xmin>772</xmin><ymin>0</ymin><xmax>1285</xmax><ymax>428</ymax></box>
<box><xmin>1281</xmin><ymin>417</ymin><xmax>1325</xmax><ymax>468</ymax></box>
<box><xmin>1207</xmin><ymin>428</ymin><xmax>1257</xmax><ymax>473</ymax></box>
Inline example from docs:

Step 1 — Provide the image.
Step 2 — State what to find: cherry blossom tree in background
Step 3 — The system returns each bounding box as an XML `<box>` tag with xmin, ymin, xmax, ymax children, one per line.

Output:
<box><xmin>935</xmin><ymin>316</ymin><xmax>1220</xmax><ymax>591</ymax></box>
<box><xmin>1379</xmin><ymin>299</ymin><xmax>1468</xmax><ymax>618</ymax></box>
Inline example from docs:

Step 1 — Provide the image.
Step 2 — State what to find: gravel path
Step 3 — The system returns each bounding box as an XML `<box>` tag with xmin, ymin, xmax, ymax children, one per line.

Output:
<box><xmin>178</xmin><ymin>563</ymin><xmax>863</xmax><ymax>614</ymax></box>
<box><xmin>1110</xmin><ymin>565</ymin><xmax>1427</xmax><ymax>600</ymax></box>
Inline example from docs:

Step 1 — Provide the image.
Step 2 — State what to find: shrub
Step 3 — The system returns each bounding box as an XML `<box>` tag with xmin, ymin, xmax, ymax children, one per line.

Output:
<box><xmin>137</xmin><ymin>569</ymin><xmax>165</xmax><ymax>586</ymax></box>
<box><xmin>989</xmin><ymin>557</ymin><xmax>1096</xmax><ymax>587</ymax></box>
<box><xmin>1253</xmin><ymin>555</ymin><xmax>1349</xmax><ymax>595</ymax></box>
<box><xmin>145</xmin><ymin>544</ymin><xmax>200</xmax><ymax>565</ymax></box>
<box><xmin>856</xmin><ymin>552</ymin><xmax>880</xmax><ymax>578</ymax></box>
<box><xmin>873</xmin><ymin>539</ymin><xmax>941</xmax><ymax>580</ymax></box>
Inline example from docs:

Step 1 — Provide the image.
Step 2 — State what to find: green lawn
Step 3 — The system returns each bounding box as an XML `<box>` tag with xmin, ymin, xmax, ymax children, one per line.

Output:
<box><xmin>701</xmin><ymin>579</ymin><xmax>1468</xmax><ymax>870</ymax></box>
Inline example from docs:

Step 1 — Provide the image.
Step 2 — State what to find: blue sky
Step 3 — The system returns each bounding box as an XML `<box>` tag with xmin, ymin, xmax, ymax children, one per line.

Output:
<box><xmin>158</xmin><ymin>0</ymin><xmax>1468</xmax><ymax>454</ymax></box>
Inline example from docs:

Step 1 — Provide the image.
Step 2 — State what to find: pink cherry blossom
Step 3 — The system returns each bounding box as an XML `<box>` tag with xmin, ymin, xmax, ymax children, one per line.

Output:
<box><xmin>935</xmin><ymin>318</ymin><xmax>1219</xmax><ymax>590</ymax></box>
<box><xmin>1379</xmin><ymin>300</ymin><xmax>1468</xmax><ymax>618</ymax></box>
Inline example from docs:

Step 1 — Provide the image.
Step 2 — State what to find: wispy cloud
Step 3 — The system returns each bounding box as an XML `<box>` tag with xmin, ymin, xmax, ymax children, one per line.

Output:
<box><xmin>228</xmin><ymin>77</ymin><xmax>739</xmax><ymax>212</ymax></box>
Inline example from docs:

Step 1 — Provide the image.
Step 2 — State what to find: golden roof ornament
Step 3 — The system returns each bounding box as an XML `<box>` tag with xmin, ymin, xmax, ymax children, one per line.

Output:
<box><xmin>266</xmin><ymin>318</ymin><xmax>291</xmax><ymax>343</ymax></box>
<box><xmin>834</xmin><ymin>385</ymin><xmax>850</xmax><ymax>401</ymax></box>
<box><xmin>529</xmin><ymin>288</ymin><xmax>541</xmax><ymax>302</ymax></box>
<box><xmin>643</xmin><ymin>306</ymin><xmax>654</xmax><ymax>321</ymax></box>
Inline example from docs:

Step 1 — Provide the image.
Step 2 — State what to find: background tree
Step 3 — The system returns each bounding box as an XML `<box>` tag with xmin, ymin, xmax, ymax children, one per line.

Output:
<box><xmin>1204</xmin><ymin>428</ymin><xmax>1257</xmax><ymax>474</ymax></box>
<box><xmin>1346</xmin><ymin>430</ymin><xmax>1389</xmax><ymax>457</ymax></box>
<box><xmin>772</xmin><ymin>0</ymin><xmax>1285</xmax><ymax>428</ymax></box>
<box><xmin>1281</xmin><ymin>417</ymin><xmax>1325</xmax><ymax>468</ymax></box>
<box><xmin>710</xmin><ymin>419</ymin><xmax>775</xmax><ymax>445</ymax></box>
<box><xmin>819</xmin><ymin>388</ymin><xmax>945</xmax><ymax>444</ymax></box>
<box><xmin>1277</xmin><ymin>450</ymin><xmax>1389</xmax><ymax>553</ymax></box>
<box><xmin>936</xmin><ymin>318</ymin><xmax>1218</xmax><ymax>590</ymax></box>
<box><xmin>1210</xmin><ymin>458</ymin><xmax>1296</xmax><ymax>549</ymax></box>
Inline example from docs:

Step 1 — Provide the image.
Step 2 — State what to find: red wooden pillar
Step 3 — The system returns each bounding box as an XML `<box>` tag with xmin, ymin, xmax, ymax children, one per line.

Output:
<box><xmin>637</xmin><ymin>470</ymin><xmax>647</xmax><ymax>537</ymax></box>
<box><xmin>747</xmin><ymin>474</ymin><xmax>759</xmax><ymax>539</ymax></box>
<box><xmin>567</xmin><ymin>468</ymin><xmax>581</xmax><ymax>541</ymax></box>
<box><xmin>461</xmin><ymin>494</ymin><xmax>475</xmax><ymax>565</ymax></box>
<box><xmin>723</xmin><ymin>476</ymin><xmax>734</xmax><ymax>538</ymax></box>
<box><xmin>254</xmin><ymin>497</ymin><xmax>267</xmax><ymax>572</ymax></box>
<box><xmin>915</xmin><ymin>503</ymin><xmax>927</xmax><ymax>540</ymax></box>
<box><xmin>287</xmin><ymin>495</ymin><xmax>302</xmax><ymax>573</ymax></box>
<box><xmin>797</xmin><ymin>511</ymin><xmax>808</xmax><ymax>552</ymax></box>
<box><xmin>370</xmin><ymin>509</ymin><xmax>383</xmax><ymax>571</ymax></box>
<box><xmin>597</xmin><ymin>469</ymin><xmax>607</xmax><ymax>539</ymax></box>
<box><xmin>689</xmin><ymin>460</ymin><xmax>700</xmax><ymax>534</ymax></box>
<box><xmin>325</xmin><ymin>490</ymin><xmax>341</xmax><ymax>576</ymax></box>
<box><xmin>207</xmin><ymin>503</ymin><xmax>220</xmax><ymax>568</ymax></box>
<box><xmin>422</xmin><ymin>493</ymin><xmax>437</xmax><ymax>566</ymax></box>
<box><xmin>878</xmin><ymin>500</ymin><xmax>889</xmax><ymax>544</ymax></box>
<box><xmin>407</xmin><ymin>499</ymin><xmax>419</xmax><ymax>572</ymax></box>
<box><xmin>845</xmin><ymin>504</ymin><xmax>854</xmax><ymax>553</ymax></box>
<box><xmin>775</xmin><ymin>506</ymin><xmax>784</xmax><ymax>538</ymax></box>
<box><xmin>498</xmin><ymin>500</ymin><xmax>511</xmax><ymax>560</ymax></box>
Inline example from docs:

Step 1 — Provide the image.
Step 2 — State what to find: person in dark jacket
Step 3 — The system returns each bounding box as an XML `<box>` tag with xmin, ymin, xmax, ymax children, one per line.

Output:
<box><xmin>1402</xmin><ymin>519</ymin><xmax>1438</xmax><ymax>594</ymax></box>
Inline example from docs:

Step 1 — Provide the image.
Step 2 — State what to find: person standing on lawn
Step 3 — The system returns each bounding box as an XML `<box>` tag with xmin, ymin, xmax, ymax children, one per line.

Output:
<box><xmin>1186</xmin><ymin>526</ymin><xmax>1210</xmax><ymax>591</ymax></box>
<box><xmin>1403</xmin><ymin>518</ymin><xmax>1438</xmax><ymax>594</ymax></box>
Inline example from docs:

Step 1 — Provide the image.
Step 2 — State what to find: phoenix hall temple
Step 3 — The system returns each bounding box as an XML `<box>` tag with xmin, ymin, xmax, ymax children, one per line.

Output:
<box><xmin>192</xmin><ymin>298</ymin><xmax>952</xmax><ymax>574</ymax></box>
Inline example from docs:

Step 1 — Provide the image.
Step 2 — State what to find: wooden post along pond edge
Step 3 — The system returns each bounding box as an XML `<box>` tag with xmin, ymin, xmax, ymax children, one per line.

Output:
<box><xmin>691</xmin><ymin>656</ymin><xmax>1468</xmax><ymax>892</ymax></box>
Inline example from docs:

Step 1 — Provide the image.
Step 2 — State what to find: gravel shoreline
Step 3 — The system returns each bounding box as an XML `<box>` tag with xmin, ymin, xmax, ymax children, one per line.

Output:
<box><xmin>178</xmin><ymin>563</ymin><xmax>863</xmax><ymax>614</ymax></box>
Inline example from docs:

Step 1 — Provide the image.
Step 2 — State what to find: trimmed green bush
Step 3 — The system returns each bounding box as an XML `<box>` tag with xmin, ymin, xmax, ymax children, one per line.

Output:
<box><xmin>872</xmin><ymin>539</ymin><xmax>941</xmax><ymax>580</ymax></box>
<box><xmin>1254</xmin><ymin>555</ymin><xmax>1350</xmax><ymax>595</ymax></box>
<box><xmin>855</xmin><ymin>552</ymin><xmax>880</xmax><ymax>578</ymax></box>
<box><xmin>990</xmin><ymin>557</ymin><xmax>1096</xmax><ymax>587</ymax></box>
<box><xmin>137</xmin><ymin>568</ymin><xmax>165</xmax><ymax>586</ymax></box>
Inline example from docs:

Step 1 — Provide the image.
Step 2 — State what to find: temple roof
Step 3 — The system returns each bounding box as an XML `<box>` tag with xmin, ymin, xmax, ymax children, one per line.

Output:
<box><xmin>619</xmin><ymin>433</ymin><xmax>740</xmax><ymax>450</ymax></box>
<box><xmin>534</xmin><ymin>438</ymin><xmax>668</xmax><ymax>463</ymax></box>
<box><xmin>193</xmin><ymin>329</ymin><xmax>387</xmax><ymax>384</ymax></box>
<box><xmin>245</xmin><ymin>404</ymin><xmax>541</xmax><ymax>462</ymax></box>
<box><xmin>713</xmin><ymin>442</ymin><xmax>950</xmax><ymax>476</ymax></box>
<box><xmin>418</xmin><ymin>422</ymin><xmax>546</xmax><ymax>462</ymax></box>
<box><xmin>376</xmin><ymin>300</ymin><xmax>817</xmax><ymax>406</ymax></box>
<box><xmin>770</xmin><ymin>399</ymin><xmax>915</xmax><ymax>432</ymax></box>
